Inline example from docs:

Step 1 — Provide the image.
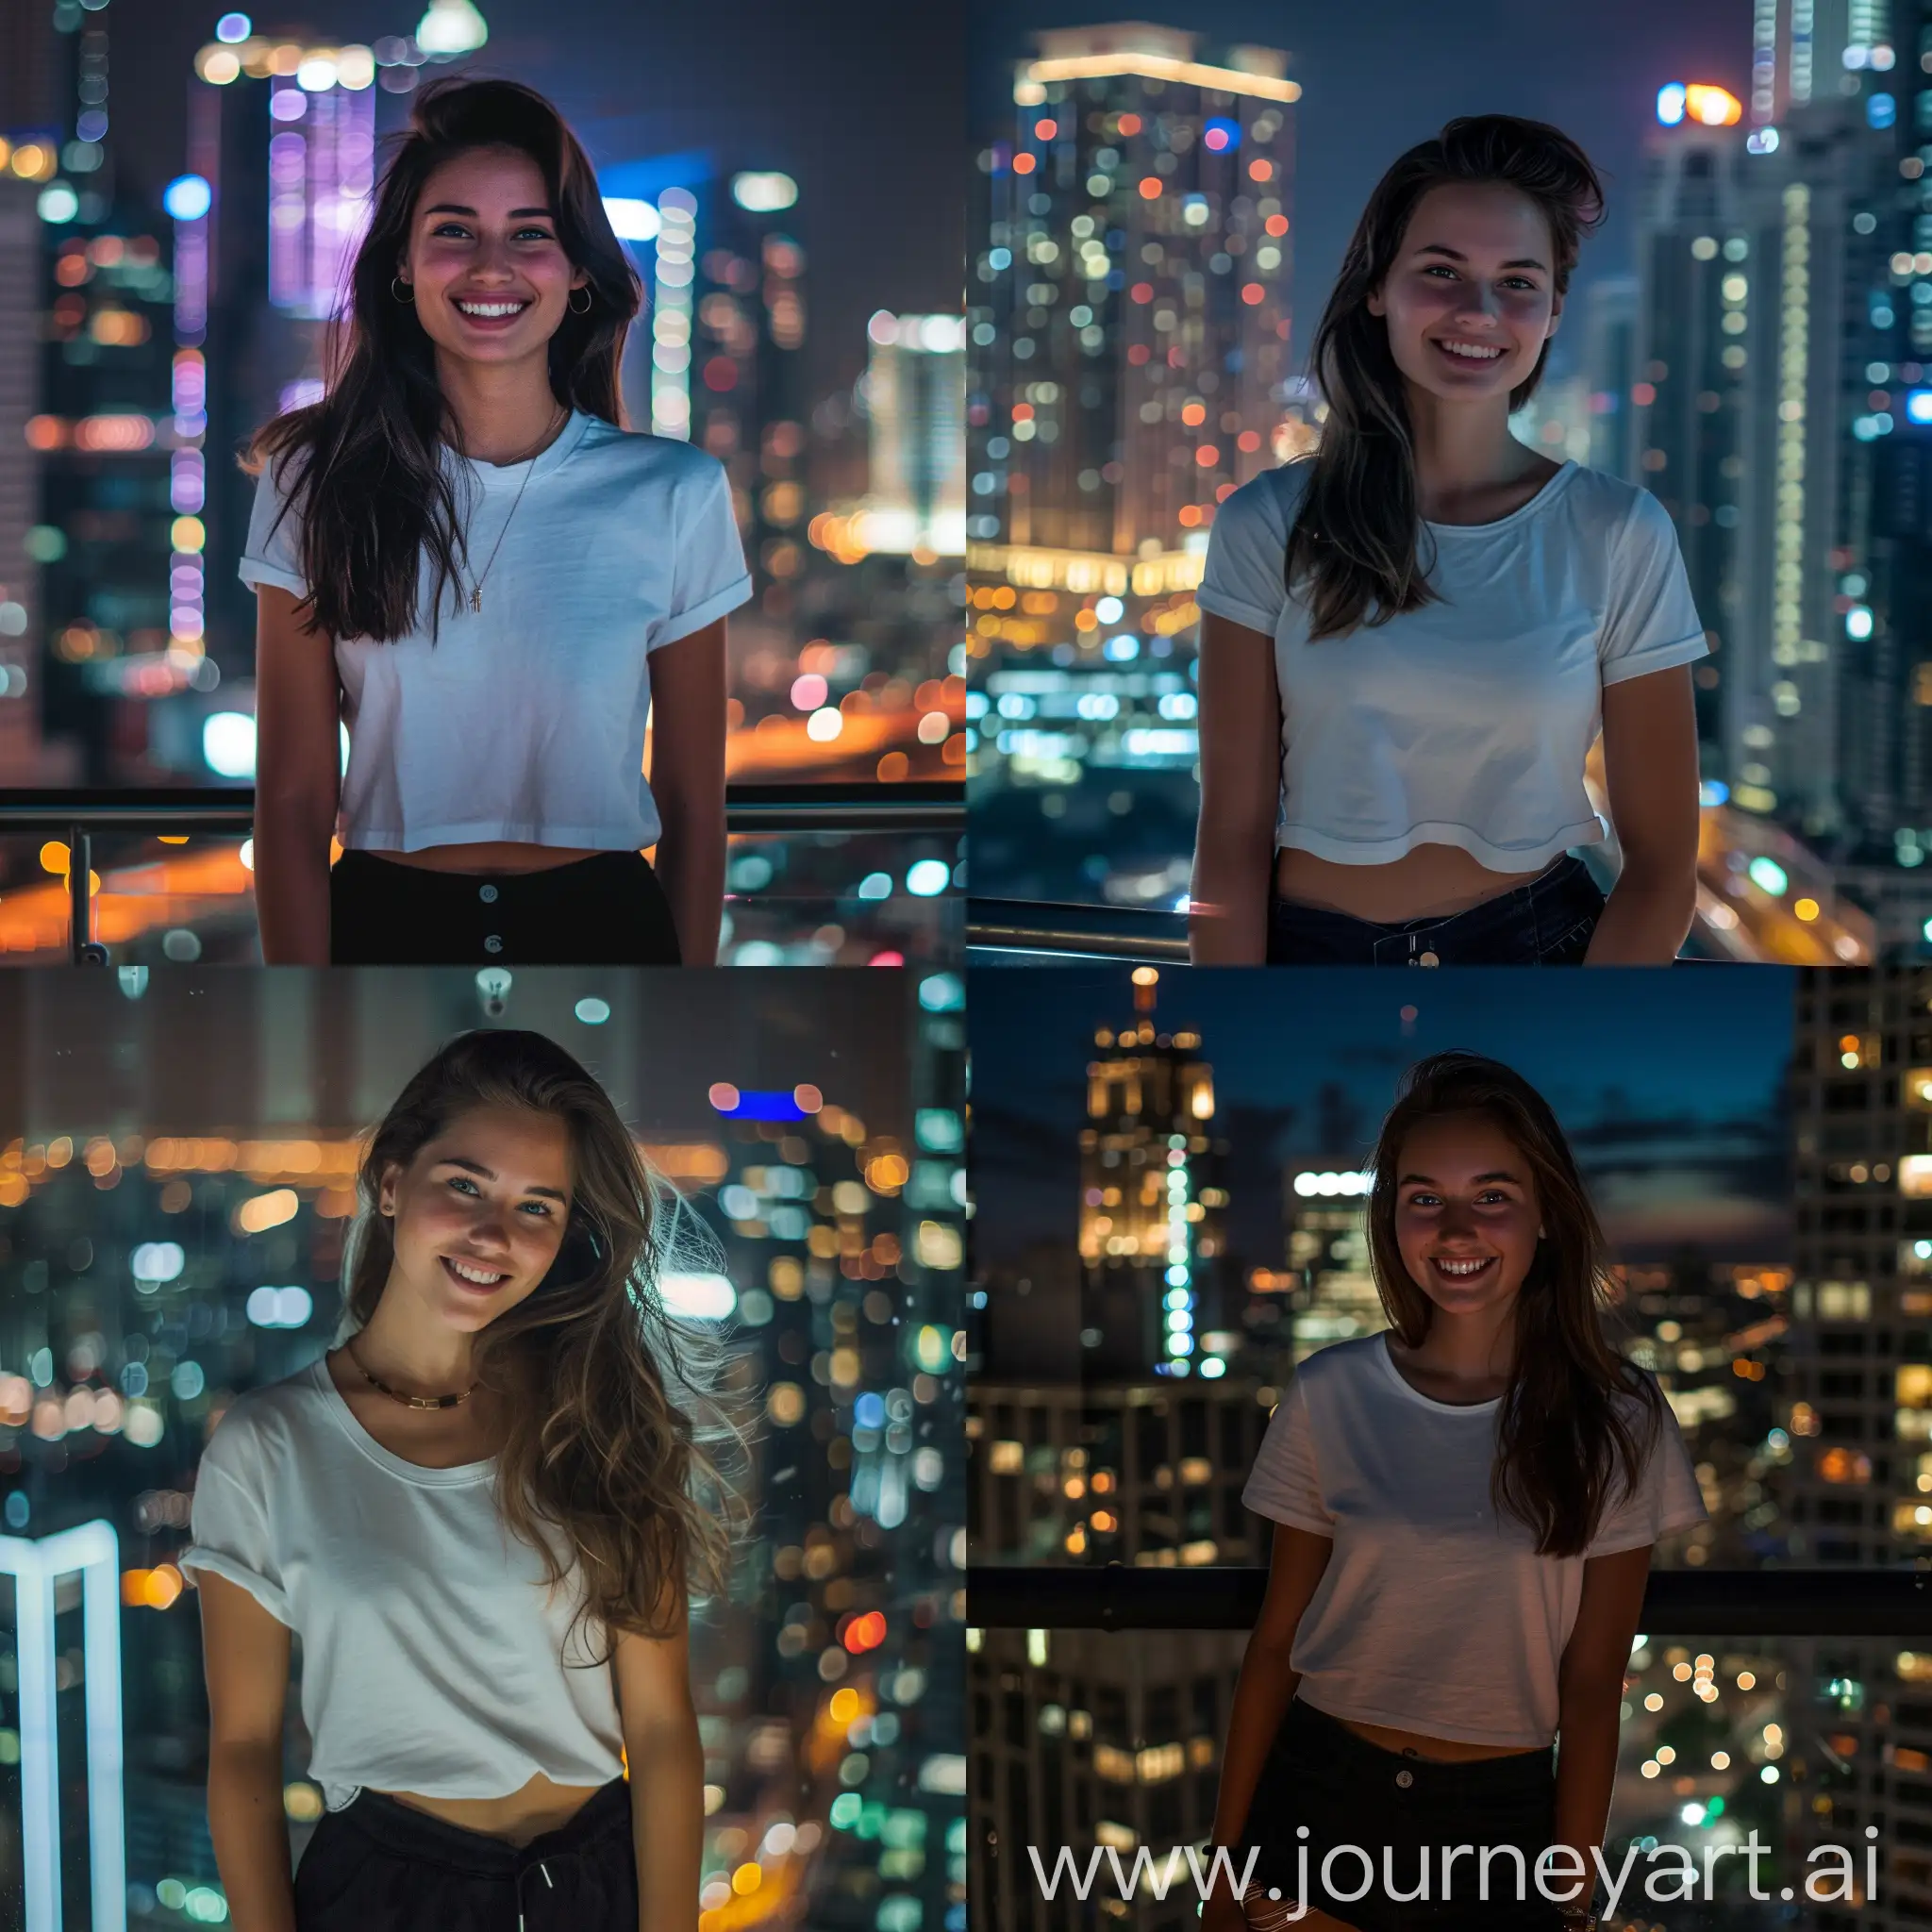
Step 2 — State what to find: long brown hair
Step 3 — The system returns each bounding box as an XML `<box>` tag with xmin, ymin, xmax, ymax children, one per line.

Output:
<box><xmin>246</xmin><ymin>76</ymin><xmax>641</xmax><ymax>643</ymax></box>
<box><xmin>342</xmin><ymin>1029</ymin><xmax>754</xmax><ymax>1651</ymax></box>
<box><xmin>1287</xmin><ymin>115</ymin><xmax>1606</xmax><ymax>641</ymax></box>
<box><xmin>1364</xmin><ymin>1050</ymin><xmax>1664</xmax><ymax>1559</ymax></box>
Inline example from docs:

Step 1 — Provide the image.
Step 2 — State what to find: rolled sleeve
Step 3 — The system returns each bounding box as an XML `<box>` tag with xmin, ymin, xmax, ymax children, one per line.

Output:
<box><xmin>1241</xmin><ymin>1377</ymin><xmax>1336</xmax><ymax>1535</ymax></box>
<box><xmin>238</xmin><ymin>452</ymin><xmax>310</xmax><ymax>599</ymax></box>
<box><xmin>1598</xmin><ymin>489</ymin><xmax>1708</xmax><ymax>687</ymax></box>
<box><xmin>655</xmin><ymin>458</ymin><xmax>753</xmax><ymax>650</ymax></box>
<box><xmin>1586</xmin><ymin>1391</ymin><xmax>1710</xmax><ymax>1557</ymax></box>
<box><xmin>181</xmin><ymin>1450</ymin><xmax>291</xmax><ymax>1624</ymax></box>
<box><xmin>1197</xmin><ymin>468</ymin><xmax>1300</xmax><ymax>638</ymax></box>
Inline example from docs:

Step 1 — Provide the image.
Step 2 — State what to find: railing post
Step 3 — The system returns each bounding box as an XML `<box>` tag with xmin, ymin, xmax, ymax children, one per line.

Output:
<box><xmin>66</xmin><ymin>826</ymin><xmax>107</xmax><ymax>966</ymax></box>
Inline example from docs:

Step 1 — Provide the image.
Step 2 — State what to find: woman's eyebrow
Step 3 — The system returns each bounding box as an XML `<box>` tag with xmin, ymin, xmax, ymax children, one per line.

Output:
<box><xmin>1397</xmin><ymin>1168</ymin><xmax>1523</xmax><ymax>1186</ymax></box>
<box><xmin>421</xmin><ymin>203</ymin><xmax>556</xmax><ymax>219</ymax></box>
<box><xmin>1412</xmin><ymin>242</ymin><xmax>1548</xmax><ymax>273</ymax></box>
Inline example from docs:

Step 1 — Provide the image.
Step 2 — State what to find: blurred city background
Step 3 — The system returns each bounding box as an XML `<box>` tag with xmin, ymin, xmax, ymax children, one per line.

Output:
<box><xmin>0</xmin><ymin>966</ymin><xmax>966</xmax><ymax>1931</ymax></box>
<box><xmin>0</xmin><ymin>0</ymin><xmax>966</xmax><ymax>964</ymax></box>
<box><xmin>965</xmin><ymin>966</ymin><xmax>1932</xmax><ymax>1928</ymax></box>
<box><xmin>965</xmin><ymin>0</ymin><xmax>1932</xmax><ymax>965</ymax></box>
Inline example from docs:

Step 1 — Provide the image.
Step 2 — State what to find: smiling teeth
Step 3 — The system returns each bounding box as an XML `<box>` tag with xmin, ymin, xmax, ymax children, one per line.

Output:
<box><xmin>1435</xmin><ymin>1257</ymin><xmax>1492</xmax><ymax>1276</ymax></box>
<box><xmin>447</xmin><ymin>1257</ymin><xmax>507</xmax><ymax>1285</ymax></box>
<box><xmin>1439</xmin><ymin>341</ymin><xmax>1503</xmax><ymax>360</ymax></box>
<box><xmin>457</xmin><ymin>300</ymin><xmax>525</xmax><ymax>317</ymax></box>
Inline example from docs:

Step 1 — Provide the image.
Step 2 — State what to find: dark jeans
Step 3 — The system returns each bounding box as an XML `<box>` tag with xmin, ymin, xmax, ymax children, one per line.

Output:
<box><xmin>1265</xmin><ymin>854</ymin><xmax>1606</xmax><ymax>966</ymax></box>
<box><xmin>1236</xmin><ymin>1697</ymin><xmax>1566</xmax><ymax>1931</ymax></box>
<box><xmin>293</xmin><ymin>1776</ymin><xmax>637</xmax><ymax>1932</ymax></box>
<box><xmin>329</xmin><ymin>850</ymin><xmax>682</xmax><ymax>966</ymax></box>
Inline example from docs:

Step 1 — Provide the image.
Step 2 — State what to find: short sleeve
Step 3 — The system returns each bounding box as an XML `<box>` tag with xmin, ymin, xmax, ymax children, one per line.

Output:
<box><xmin>238</xmin><ymin>451</ymin><xmax>309</xmax><ymax>598</ymax></box>
<box><xmin>1598</xmin><ymin>489</ymin><xmax>1708</xmax><ymax>688</ymax></box>
<box><xmin>1586</xmin><ymin>1390</ymin><xmax>1709</xmax><ymax>1557</ymax></box>
<box><xmin>654</xmin><ymin>457</ymin><xmax>753</xmax><ymax>650</ymax></box>
<box><xmin>180</xmin><ymin>1419</ymin><xmax>291</xmax><ymax>1623</ymax></box>
<box><xmin>1241</xmin><ymin>1376</ymin><xmax>1336</xmax><ymax>1535</ymax></box>
<box><xmin>1196</xmin><ymin>467</ymin><xmax>1299</xmax><ymax>638</ymax></box>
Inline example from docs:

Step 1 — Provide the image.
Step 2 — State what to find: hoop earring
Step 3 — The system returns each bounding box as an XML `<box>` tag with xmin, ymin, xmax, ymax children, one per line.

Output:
<box><xmin>390</xmin><ymin>275</ymin><xmax>415</xmax><ymax>304</ymax></box>
<box><xmin>568</xmin><ymin>285</ymin><xmax>593</xmax><ymax>315</ymax></box>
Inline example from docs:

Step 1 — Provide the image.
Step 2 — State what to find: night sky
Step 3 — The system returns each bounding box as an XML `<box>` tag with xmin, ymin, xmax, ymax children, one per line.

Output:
<box><xmin>95</xmin><ymin>0</ymin><xmax>962</xmax><ymax>413</ymax></box>
<box><xmin>971</xmin><ymin>967</ymin><xmax>1796</xmax><ymax>1274</ymax></box>
<box><xmin>968</xmin><ymin>0</ymin><xmax>1750</xmax><ymax>381</ymax></box>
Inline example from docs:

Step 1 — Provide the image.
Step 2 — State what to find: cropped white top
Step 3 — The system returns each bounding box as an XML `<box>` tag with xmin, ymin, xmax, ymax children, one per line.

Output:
<box><xmin>1196</xmin><ymin>458</ymin><xmax>1708</xmax><ymax>871</ymax></box>
<box><xmin>241</xmin><ymin>409</ymin><xmax>752</xmax><ymax>854</ymax></box>
<box><xmin>181</xmin><ymin>1356</ymin><xmax>627</xmax><ymax>1811</ymax></box>
<box><xmin>1241</xmin><ymin>1333</ymin><xmax>1707</xmax><ymax>1748</ymax></box>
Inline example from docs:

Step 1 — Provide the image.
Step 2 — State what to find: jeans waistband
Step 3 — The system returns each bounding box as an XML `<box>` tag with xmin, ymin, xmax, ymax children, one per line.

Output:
<box><xmin>1285</xmin><ymin>1698</ymin><xmax>1555</xmax><ymax>1798</ymax></box>
<box><xmin>1270</xmin><ymin>854</ymin><xmax>1594</xmax><ymax>945</ymax></box>
<box><xmin>332</xmin><ymin>1777</ymin><xmax>631</xmax><ymax>1874</ymax></box>
<box><xmin>336</xmin><ymin>850</ymin><xmax>646</xmax><ymax>888</ymax></box>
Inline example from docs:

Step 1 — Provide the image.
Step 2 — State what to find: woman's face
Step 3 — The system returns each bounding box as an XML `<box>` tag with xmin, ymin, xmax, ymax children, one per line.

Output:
<box><xmin>399</xmin><ymin>145</ymin><xmax>587</xmax><ymax>373</ymax></box>
<box><xmin>1391</xmin><ymin>1109</ymin><xmax>1544</xmax><ymax>1319</ymax></box>
<box><xmin>1366</xmin><ymin>180</ymin><xmax>1561</xmax><ymax>408</ymax></box>
<box><xmin>380</xmin><ymin>1104</ymin><xmax>575</xmax><ymax>1332</ymax></box>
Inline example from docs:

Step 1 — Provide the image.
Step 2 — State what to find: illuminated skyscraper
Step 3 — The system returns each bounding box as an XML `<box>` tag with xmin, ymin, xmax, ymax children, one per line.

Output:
<box><xmin>1077</xmin><ymin>974</ymin><xmax>1225</xmax><ymax>1380</ymax></box>
<box><xmin>1629</xmin><ymin>103</ymin><xmax>1750</xmax><ymax>771</ymax></box>
<box><xmin>0</xmin><ymin>178</ymin><xmax>46</xmax><ymax>781</ymax></box>
<box><xmin>859</xmin><ymin>312</ymin><xmax>967</xmax><ymax>559</ymax></box>
<box><xmin>1778</xmin><ymin>966</ymin><xmax>1932</xmax><ymax>1927</ymax></box>
<box><xmin>1281</xmin><ymin>1162</ymin><xmax>1382</xmax><ymax>1364</ymax></box>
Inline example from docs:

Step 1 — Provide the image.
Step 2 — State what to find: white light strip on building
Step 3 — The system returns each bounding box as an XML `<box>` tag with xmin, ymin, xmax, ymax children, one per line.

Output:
<box><xmin>0</xmin><ymin>1520</ymin><xmax>125</xmax><ymax>1932</ymax></box>
<box><xmin>651</xmin><ymin>188</ymin><xmax>697</xmax><ymax>441</ymax></box>
<box><xmin>1019</xmin><ymin>53</ymin><xmax>1301</xmax><ymax>104</ymax></box>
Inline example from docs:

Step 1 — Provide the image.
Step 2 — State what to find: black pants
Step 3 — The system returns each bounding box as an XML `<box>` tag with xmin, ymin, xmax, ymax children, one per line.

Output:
<box><xmin>1236</xmin><ymin>1697</ymin><xmax>1565</xmax><ymax>1931</ymax></box>
<box><xmin>293</xmin><ymin>1776</ymin><xmax>637</xmax><ymax>1932</ymax></box>
<box><xmin>329</xmin><ymin>850</ymin><xmax>682</xmax><ymax>965</ymax></box>
<box><xmin>1265</xmin><ymin>854</ymin><xmax>1606</xmax><ymax>966</ymax></box>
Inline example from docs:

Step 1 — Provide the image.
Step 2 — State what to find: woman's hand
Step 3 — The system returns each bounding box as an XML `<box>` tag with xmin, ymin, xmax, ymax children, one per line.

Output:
<box><xmin>646</xmin><ymin>619</ymin><xmax>727</xmax><ymax>967</ymax></box>
<box><xmin>252</xmin><ymin>585</ymin><xmax>341</xmax><ymax>965</ymax></box>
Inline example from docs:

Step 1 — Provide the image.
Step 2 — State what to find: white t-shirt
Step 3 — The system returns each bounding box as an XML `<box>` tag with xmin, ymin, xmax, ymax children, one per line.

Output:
<box><xmin>1196</xmin><ymin>458</ymin><xmax>1709</xmax><ymax>872</ymax></box>
<box><xmin>1241</xmin><ymin>1331</ymin><xmax>1707</xmax><ymax>1749</ymax></box>
<box><xmin>180</xmin><ymin>1356</ymin><xmax>627</xmax><ymax>1811</ymax></box>
<box><xmin>240</xmin><ymin>409</ymin><xmax>753</xmax><ymax>853</ymax></box>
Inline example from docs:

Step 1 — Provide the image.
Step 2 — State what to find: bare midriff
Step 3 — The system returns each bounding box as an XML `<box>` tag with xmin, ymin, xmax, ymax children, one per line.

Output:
<box><xmin>383</xmin><ymin>1771</ymin><xmax>608</xmax><ymax>1846</ymax></box>
<box><xmin>1329</xmin><ymin>1714</ymin><xmax>1548</xmax><ymax>1764</ymax></box>
<box><xmin>368</xmin><ymin>841</ymin><xmax>609</xmax><ymax>874</ymax></box>
<box><xmin>1274</xmin><ymin>842</ymin><xmax>1548</xmax><ymax>924</ymax></box>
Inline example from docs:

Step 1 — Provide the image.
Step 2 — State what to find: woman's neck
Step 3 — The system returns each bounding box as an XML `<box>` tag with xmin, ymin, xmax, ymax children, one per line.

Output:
<box><xmin>350</xmin><ymin>1277</ymin><xmax>478</xmax><ymax>1396</ymax></box>
<box><xmin>1401</xmin><ymin>388</ymin><xmax>1546</xmax><ymax>521</ymax></box>
<box><xmin>434</xmin><ymin>347</ymin><xmax>568</xmax><ymax>465</ymax></box>
<box><xmin>1404</xmin><ymin>1299</ymin><xmax>1518</xmax><ymax>1393</ymax></box>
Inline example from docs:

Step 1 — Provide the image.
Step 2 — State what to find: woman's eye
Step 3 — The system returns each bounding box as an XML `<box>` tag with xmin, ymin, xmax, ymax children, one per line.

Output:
<box><xmin>519</xmin><ymin>1199</ymin><xmax>553</xmax><ymax>1216</ymax></box>
<box><xmin>447</xmin><ymin>1175</ymin><xmax>478</xmax><ymax>1195</ymax></box>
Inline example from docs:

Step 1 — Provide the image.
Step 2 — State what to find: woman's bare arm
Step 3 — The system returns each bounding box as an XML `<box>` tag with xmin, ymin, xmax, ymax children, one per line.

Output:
<box><xmin>199</xmin><ymin>1573</ymin><xmax>298</xmax><ymax>1932</ymax></box>
<box><xmin>251</xmin><ymin>585</ymin><xmax>340</xmax><ymax>965</ymax></box>
<box><xmin>1587</xmin><ymin>665</ymin><xmax>1699</xmax><ymax>964</ymax></box>
<box><xmin>646</xmin><ymin>619</ymin><xmax>727</xmax><ymax>967</ymax></box>
<box><xmin>1191</xmin><ymin>612</ymin><xmax>1283</xmax><ymax>965</ymax></box>
<box><xmin>1201</xmin><ymin>1522</ymin><xmax>1334</xmax><ymax>1926</ymax></box>
<box><xmin>612</xmin><ymin>1593</ymin><xmax>705</xmax><ymax>1932</ymax></box>
<box><xmin>1553</xmin><ymin>1544</ymin><xmax>1653</xmax><ymax>1906</ymax></box>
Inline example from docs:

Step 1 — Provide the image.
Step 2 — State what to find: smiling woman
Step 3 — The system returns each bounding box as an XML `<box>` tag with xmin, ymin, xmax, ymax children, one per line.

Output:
<box><xmin>242</xmin><ymin>79</ymin><xmax>749</xmax><ymax>967</ymax></box>
<box><xmin>180</xmin><ymin>1028</ymin><xmax>752</xmax><ymax>1932</ymax></box>
<box><xmin>1191</xmin><ymin>117</ymin><xmax>1707</xmax><ymax>968</ymax></box>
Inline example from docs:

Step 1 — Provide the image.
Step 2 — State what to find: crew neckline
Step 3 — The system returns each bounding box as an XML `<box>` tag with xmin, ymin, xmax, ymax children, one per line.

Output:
<box><xmin>1376</xmin><ymin>1331</ymin><xmax>1502</xmax><ymax>1413</ymax></box>
<box><xmin>1424</xmin><ymin>458</ymin><xmax>1576</xmax><ymax>536</ymax></box>
<box><xmin>308</xmin><ymin>1354</ymin><xmax>495</xmax><ymax>1486</ymax></box>
<box><xmin>455</xmin><ymin>407</ymin><xmax>593</xmax><ymax>491</ymax></box>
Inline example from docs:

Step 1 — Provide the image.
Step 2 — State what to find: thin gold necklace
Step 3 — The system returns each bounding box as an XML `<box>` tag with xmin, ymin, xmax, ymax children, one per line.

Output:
<box><xmin>345</xmin><ymin>1338</ymin><xmax>479</xmax><ymax>1412</ymax></box>
<box><xmin>462</xmin><ymin>403</ymin><xmax>566</xmax><ymax>613</ymax></box>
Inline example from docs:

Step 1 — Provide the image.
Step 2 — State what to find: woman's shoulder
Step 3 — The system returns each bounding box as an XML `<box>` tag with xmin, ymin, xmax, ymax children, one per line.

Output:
<box><xmin>1542</xmin><ymin>460</ymin><xmax>1674</xmax><ymax>544</ymax></box>
<box><xmin>571</xmin><ymin>415</ymin><xmax>730</xmax><ymax>494</ymax></box>
<box><xmin>201</xmin><ymin>1359</ymin><xmax>332</xmax><ymax>1473</ymax></box>
<box><xmin>1211</xmin><ymin>458</ymin><xmax>1313</xmax><ymax>541</ymax></box>
<box><xmin>1288</xmin><ymin>1331</ymin><xmax>1388</xmax><ymax>1393</ymax></box>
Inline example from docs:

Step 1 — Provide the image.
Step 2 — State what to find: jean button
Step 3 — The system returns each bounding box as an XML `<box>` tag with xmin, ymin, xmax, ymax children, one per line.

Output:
<box><xmin>1395</xmin><ymin>1769</ymin><xmax>1414</xmax><ymax>1789</ymax></box>
<box><xmin>479</xmin><ymin>883</ymin><xmax>499</xmax><ymax>904</ymax></box>
<box><xmin>483</xmin><ymin>934</ymin><xmax>503</xmax><ymax>955</ymax></box>
<box><xmin>1417</xmin><ymin>950</ymin><xmax>1440</xmax><ymax>967</ymax></box>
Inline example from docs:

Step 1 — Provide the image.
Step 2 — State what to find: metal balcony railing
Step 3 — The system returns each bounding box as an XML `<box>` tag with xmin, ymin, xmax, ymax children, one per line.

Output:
<box><xmin>967</xmin><ymin>896</ymin><xmax>1191</xmax><ymax>963</ymax></box>
<box><xmin>0</xmin><ymin>782</ymin><xmax>963</xmax><ymax>963</ymax></box>
<box><xmin>967</xmin><ymin>1564</ymin><xmax>1932</xmax><ymax>1637</ymax></box>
